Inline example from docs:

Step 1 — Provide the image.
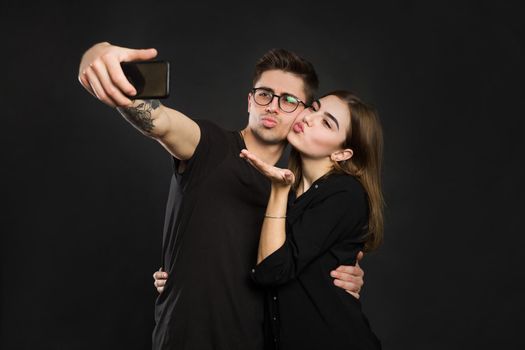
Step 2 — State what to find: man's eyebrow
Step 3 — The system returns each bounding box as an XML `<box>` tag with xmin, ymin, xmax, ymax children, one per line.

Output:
<box><xmin>256</xmin><ymin>86</ymin><xmax>275</xmax><ymax>93</ymax></box>
<box><xmin>324</xmin><ymin>112</ymin><xmax>340</xmax><ymax>130</ymax></box>
<box><xmin>256</xmin><ymin>86</ymin><xmax>300</xmax><ymax>98</ymax></box>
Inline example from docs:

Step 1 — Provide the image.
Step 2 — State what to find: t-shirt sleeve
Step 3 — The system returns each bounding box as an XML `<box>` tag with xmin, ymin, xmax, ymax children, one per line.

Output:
<box><xmin>171</xmin><ymin>119</ymin><xmax>229</xmax><ymax>190</ymax></box>
<box><xmin>251</xmin><ymin>189</ymin><xmax>367</xmax><ymax>287</ymax></box>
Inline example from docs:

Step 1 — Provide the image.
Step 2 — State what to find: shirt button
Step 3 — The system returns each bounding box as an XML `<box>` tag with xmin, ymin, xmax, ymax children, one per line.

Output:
<box><xmin>314</xmin><ymin>184</ymin><xmax>318</xmax><ymax>189</ymax></box>
<box><xmin>273</xmin><ymin>296</ymin><xmax>277</xmax><ymax>301</ymax></box>
<box><xmin>274</xmin><ymin>338</ymin><xmax>278</xmax><ymax>342</ymax></box>
<box><xmin>273</xmin><ymin>316</ymin><xmax>277</xmax><ymax>321</ymax></box>
<box><xmin>251</xmin><ymin>269</ymin><xmax>255</xmax><ymax>273</ymax></box>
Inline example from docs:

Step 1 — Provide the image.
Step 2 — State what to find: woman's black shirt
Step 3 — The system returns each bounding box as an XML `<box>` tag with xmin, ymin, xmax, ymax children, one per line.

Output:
<box><xmin>252</xmin><ymin>173</ymin><xmax>381</xmax><ymax>350</ymax></box>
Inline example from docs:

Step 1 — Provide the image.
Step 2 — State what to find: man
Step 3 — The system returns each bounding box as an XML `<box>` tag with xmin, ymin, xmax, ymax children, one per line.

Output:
<box><xmin>78</xmin><ymin>42</ymin><xmax>366</xmax><ymax>350</ymax></box>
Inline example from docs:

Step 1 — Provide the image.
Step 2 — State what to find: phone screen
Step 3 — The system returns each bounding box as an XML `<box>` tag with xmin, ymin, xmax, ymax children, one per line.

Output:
<box><xmin>121</xmin><ymin>61</ymin><xmax>170</xmax><ymax>99</ymax></box>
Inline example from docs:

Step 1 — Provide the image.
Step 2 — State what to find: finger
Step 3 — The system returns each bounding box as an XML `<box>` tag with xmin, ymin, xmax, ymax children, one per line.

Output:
<box><xmin>154</xmin><ymin>279</ymin><xmax>166</xmax><ymax>288</ymax></box>
<box><xmin>283</xmin><ymin>170</ymin><xmax>295</xmax><ymax>185</ymax></box>
<box><xmin>356</xmin><ymin>251</ymin><xmax>364</xmax><ymax>269</ymax></box>
<box><xmin>157</xmin><ymin>286</ymin><xmax>164</xmax><ymax>293</ymax></box>
<box><xmin>243</xmin><ymin>157</ymin><xmax>258</xmax><ymax>172</ymax></box>
<box><xmin>153</xmin><ymin>270</ymin><xmax>166</xmax><ymax>279</ymax></box>
<box><xmin>331</xmin><ymin>271</ymin><xmax>363</xmax><ymax>292</ymax></box>
<box><xmin>84</xmin><ymin>66</ymin><xmax>117</xmax><ymax>107</ymax></box>
<box><xmin>330</xmin><ymin>270</ymin><xmax>357</xmax><ymax>282</ymax></box>
<box><xmin>240</xmin><ymin>150</ymin><xmax>263</xmax><ymax>167</ymax></box>
<box><xmin>240</xmin><ymin>149</ymin><xmax>263</xmax><ymax>166</ymax></box>
<box><xmin>103</xmin><ymin>54</ymin><xmax>137</xmax><ymax>97</ymax></box>
<box><xmin>78</xmin><ymin>69</ymin><xmax>95</xmax><ymax>97</ymax></box>
<box><xmin>153</xmin><ymin>271</ymin><xmax>168</xmax><ymax>280</ymax></box>
<box><xmin>334</xmin><ymin>264</ymin><xmax>363</xmax><ymax>277</ymax></box>
<box><xmin>121</xmin><ymin>47</ymin><xmax>158</xmax><ymax>63</ymax></box>
<box><xmin>243</xmin><ymin>152</ymin><xmax>275</xmax><ymax>176</ymax></box>
<box><xmin>91</xmin><ymin>59</ymin><xmax>133</xmax><ymax>106</ymax></box>
<box><xmin>241</xmin><ymin>150</ymin><xmax>270</xmax><ymax>174</ymax></box>
<box><xmin>241</xmin><ymin>149</ymin><xmax>293</xmax><ymax>184</ymax></box>
<box><xmin>354</xmin><ymin>263</ymin><xmax>364</xmax><ymax>277</ymax></box>
<box><xmin>332</xmin><ymin>270</ymin><xmax>364</xmax><ymax>292</ymax></box>
<box><xmin>333</xmin><ymin>278</ymin><xmax>360</xmax><ymax>293</ymax></box>
<box><xmin>239</xmin><ymin>149</ymin><xmax>252</xmax><ymax>162</ymax></box>
<box><xmin>334</xmin><ymin>265</ymin><xmax>356</xmax><ymax>274</ymax></box>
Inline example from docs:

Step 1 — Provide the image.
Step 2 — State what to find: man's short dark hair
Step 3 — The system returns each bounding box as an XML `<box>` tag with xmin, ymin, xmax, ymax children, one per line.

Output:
<box><xmin>253</xmin><ymin>49</ymin><xmax>319</xmax><ymax>105</ymax></box>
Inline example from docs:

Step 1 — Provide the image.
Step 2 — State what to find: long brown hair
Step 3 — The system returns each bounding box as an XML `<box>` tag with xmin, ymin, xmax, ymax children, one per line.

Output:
<box><xmin>288</xmin><ymin>91</ymin><xmax>384</xmax><ymax>251</ymax></box>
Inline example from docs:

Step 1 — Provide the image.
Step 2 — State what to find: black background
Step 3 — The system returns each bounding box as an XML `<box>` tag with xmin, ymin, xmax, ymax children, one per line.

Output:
<box><xmin>1</xmin><ymin>1</ymin><xmax>524</xmax><ymax>349</ymax></box>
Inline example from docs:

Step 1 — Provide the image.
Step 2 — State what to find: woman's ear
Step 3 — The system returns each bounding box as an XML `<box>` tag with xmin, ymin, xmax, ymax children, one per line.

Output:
<box><xmin>330</xmin><ymin>148</ymin><xmax>353</xmax><ymax>162</ymax></box>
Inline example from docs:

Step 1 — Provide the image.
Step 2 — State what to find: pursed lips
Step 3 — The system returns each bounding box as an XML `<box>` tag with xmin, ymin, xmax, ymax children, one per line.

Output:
<box><xmin>261</xmin><ymin>116</ymin><xmax>278</xmax><ymax>127</ymax></box>
<box><xmin>292</xmin><ymin>121</ymin><xmax>304</xmax><ymax>133</ymax></box>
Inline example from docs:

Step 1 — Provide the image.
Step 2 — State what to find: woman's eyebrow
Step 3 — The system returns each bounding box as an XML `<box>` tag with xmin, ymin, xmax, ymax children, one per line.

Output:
<box><xmin>323</xmin><ymin>112</ymin><xmax>340</xmax><ymax>130</ymax></box>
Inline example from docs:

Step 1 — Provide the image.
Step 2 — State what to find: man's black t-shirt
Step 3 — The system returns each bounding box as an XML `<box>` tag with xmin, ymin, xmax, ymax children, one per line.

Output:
<box><xmin>152</xmin><ymin>120</ymin><xmax>270</xmax><ymax>350</ymax></box>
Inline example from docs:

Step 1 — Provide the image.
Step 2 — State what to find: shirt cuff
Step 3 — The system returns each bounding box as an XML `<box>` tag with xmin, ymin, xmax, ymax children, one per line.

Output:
<box><xmin>251</xmin><ymin>240</ymin><xmax>293</xmax><ymax>287</ymax></box>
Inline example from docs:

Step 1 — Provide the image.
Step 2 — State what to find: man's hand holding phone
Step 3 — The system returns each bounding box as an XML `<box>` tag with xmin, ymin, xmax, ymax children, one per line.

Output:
<box><xmin>78</xmin><ymin>42</ymin><xmax>159</xmax><ymax>108</ymax></box>
<box><xmin>121</xmin><ymin>61</ymin><xmax>170</xmax><ymax>100</ymax></box>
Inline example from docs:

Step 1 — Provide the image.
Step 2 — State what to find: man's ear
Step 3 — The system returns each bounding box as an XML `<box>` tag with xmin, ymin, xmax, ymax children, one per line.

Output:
<box><xmin>330</xmin><ymin>148</ymin><xmax>353</xmax><ymax>162</ymax></box>
<box><xmin>247</xmin><ymin>93</ymin><xmax>252</xmax><ymax>113</ymax></box>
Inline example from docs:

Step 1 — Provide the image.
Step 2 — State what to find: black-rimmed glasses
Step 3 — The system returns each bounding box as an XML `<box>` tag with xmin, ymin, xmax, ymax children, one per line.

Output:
<box><xmin>251</xmin><ymin>88</ymin><xmax>308</xmax><ymax>113</ymax></box>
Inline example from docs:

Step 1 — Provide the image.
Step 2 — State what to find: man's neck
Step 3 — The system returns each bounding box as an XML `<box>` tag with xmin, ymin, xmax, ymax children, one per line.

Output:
<box><xmin>241</xmin><ymin>128</ymin><xmax>287</xmax><ymax>166</ymax></box>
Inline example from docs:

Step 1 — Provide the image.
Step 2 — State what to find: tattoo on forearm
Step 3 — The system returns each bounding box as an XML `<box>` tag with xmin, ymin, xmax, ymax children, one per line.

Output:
<box><xmin>117</xmin><ymin>100</ymin><xmax>160</xmax><ymax>133</ymax></box>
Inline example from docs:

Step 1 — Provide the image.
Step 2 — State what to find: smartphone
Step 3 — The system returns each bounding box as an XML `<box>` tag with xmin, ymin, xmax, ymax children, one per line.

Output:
<box><xmin>121</xmin><ymin>60</ymin><xmax>170</xmax><ymax>99</ymax></box>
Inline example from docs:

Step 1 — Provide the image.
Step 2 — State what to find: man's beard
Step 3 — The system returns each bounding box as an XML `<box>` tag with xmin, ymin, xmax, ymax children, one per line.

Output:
<box><xmin>250</xmin><ymin>124</ymin><xmax>288</xmax><ymax>145</ymax></box>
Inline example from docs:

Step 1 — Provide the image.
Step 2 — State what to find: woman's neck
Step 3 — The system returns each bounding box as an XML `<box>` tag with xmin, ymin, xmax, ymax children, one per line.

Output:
<box><xmin>296</xmin><ymin>156</ymin><xmax>333</xmax><ymax>196</ymax></box>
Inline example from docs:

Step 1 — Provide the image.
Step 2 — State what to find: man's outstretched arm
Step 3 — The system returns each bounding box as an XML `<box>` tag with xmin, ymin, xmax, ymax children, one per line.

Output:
<box><xmin>78</xmin><ymin>42</ymin><xmax>199</xmax><ymax>160</ymax></box>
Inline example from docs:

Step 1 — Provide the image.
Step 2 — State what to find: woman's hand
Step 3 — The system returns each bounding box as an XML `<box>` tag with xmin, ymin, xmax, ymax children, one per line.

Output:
<box><xmin>240</xmin><ymin>149</ymin><xmax>295</xmax><ymax>188</ymax></box>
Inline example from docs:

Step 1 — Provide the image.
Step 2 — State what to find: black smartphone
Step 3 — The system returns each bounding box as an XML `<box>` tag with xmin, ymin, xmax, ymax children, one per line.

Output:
<box><xmin>121</xmin><ymin>60</ymin><xmax>170</xmax><ymax>99</ymax></box>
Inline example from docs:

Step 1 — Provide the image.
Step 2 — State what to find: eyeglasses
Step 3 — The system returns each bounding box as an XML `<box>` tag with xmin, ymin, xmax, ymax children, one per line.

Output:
<box><xmin>251</xmin><ymin>88</ymin><xmax>308</xmax><ymax>113</ymax></box>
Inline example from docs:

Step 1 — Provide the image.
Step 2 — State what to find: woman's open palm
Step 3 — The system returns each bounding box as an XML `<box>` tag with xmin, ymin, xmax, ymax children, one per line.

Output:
<box><xmin>240</xmin><ymin>149</ymin><xmax>295</xmax><ymax>187</ymax></box>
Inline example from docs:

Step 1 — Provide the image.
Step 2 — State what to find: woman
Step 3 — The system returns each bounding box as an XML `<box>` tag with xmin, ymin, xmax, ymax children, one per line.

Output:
<box><xmin>240</xmin><ymin>91</ymin><xmax>383</xmax><ymax>350</ymax></box>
